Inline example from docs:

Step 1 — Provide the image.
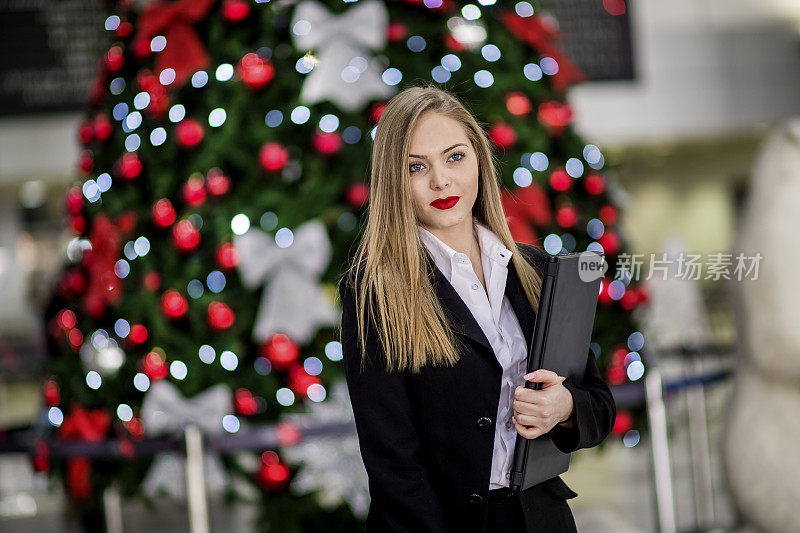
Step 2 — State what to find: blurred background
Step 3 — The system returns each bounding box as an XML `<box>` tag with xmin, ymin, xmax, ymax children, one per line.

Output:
<box><xmin>1</xmin><ymin>0</ymin><xmax>799</xmax><ymax>531</ymax></box>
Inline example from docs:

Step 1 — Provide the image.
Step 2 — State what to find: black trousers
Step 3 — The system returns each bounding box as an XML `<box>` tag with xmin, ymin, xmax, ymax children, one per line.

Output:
<box><xmin>485</xmin><ymin>486</ymin><xmax>578</xmax><ymax>533</ymax></box>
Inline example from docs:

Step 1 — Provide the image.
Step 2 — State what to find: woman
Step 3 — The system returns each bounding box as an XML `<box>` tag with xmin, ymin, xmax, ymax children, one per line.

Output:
<box><xmin>338</xmin><ymin>84</ymin><xmax>616</xmax><ymax>533</ymax></box>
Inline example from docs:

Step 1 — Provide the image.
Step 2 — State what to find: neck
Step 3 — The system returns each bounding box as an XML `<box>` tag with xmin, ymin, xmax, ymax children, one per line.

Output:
<box><xmin>422</xmin><ymin>217</ymin><xmax>479</xmax><ymax>257</ymax></box>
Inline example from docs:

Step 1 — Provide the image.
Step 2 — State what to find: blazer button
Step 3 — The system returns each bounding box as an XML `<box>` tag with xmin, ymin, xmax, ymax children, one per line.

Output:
<box><xmin>468</xmin><ymin>493</ymin><xmax>483</xmax><ymax>506</ymax></box>
<box><xmin>477</xmin><ymin>416</ymin><xmax>493</xmax><ymax>431</ymax></box>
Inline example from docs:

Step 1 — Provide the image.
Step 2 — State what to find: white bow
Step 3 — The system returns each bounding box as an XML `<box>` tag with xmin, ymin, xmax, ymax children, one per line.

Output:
<box><xmin>291</xmin><ymin>0</ymin><xmax>395</xmax><ymax>111</ymax></box>
<box><xmin>140</xmin><ymin>381</ymin><xmax>233</xmax><ymax>500</ymax></box>
<box><xmin>141</xmin><ymin>381</ymin><xmax>232</xmax><ymax>437</ymax></box>
<box><xmin>234</xmin><ymin>218</ymin><xmax>340</xmax><ymax>344</ymax></box>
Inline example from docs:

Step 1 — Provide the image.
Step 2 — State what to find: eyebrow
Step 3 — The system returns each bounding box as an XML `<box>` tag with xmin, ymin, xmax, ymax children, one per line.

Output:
<box><xmin>409</xmin><ymin>143</ymin><xmax>468</xmax><ymax>159</ymax></box>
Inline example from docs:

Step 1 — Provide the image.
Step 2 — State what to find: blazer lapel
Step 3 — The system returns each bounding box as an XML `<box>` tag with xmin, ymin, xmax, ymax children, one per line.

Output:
<box><xmin>425</xmin><ymin>251</ymin><xmax>537</xmax><ymax>359</ymax></box>
<box><xmin>504</xmin><ymin>258</ymin><xmax>537</xmax><ymax>351</ymax></box>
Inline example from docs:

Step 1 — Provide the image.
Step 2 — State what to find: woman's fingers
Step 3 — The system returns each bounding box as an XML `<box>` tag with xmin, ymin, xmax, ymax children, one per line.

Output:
<box><xmin>513</xmin><ymin>412</ymin><xmax>542</xmax><ymax>427</ymax></box>
<box><xmin>513</xmin><ymin>417</ymin><xmax>544</xmax><ymax>439</ymax></box>
<box><xmin>513</xmin><ymin>399</ymin><xmax>554</xmax><ymax>419</ymax></box>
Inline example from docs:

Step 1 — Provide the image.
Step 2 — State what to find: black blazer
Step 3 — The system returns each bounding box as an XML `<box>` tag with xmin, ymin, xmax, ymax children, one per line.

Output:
<box><xmin>338</xmin><ymin>242</ymin><xmax>616</xmax><ymax>533</ymax></box>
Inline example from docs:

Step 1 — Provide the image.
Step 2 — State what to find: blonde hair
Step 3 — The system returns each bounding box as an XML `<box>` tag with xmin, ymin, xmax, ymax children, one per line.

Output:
<box><xmin>341</xmin><ymin>83</ymin><xmax>543</xmax><ymax>374</ymax></box>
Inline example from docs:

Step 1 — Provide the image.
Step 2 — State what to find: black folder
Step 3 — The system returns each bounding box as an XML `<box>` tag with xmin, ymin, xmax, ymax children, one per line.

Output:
<box><xmin>509</xmin><ymin>250</ymin><xmax>604</xmax><ymax>494</ymax></box>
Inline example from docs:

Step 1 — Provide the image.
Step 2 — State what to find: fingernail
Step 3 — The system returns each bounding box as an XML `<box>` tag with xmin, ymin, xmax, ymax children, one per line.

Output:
<box><xmin>524</xmin><ymin>372</ymin><xmax>535</xmax><ymax>380</ymax></box>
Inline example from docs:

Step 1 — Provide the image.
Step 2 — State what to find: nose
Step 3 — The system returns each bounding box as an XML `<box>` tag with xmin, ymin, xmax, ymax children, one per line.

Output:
<box><xmin>430</xmin><ymin>165</ymin><xmax>449</xmax><ymax>191</ymax></box>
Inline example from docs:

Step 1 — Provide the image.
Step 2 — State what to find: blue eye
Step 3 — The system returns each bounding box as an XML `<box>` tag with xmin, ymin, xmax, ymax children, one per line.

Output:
<box><xmin>409</xmin><ymin>151</ymin><xmax>466</xmax><ymax>174</ymax></box>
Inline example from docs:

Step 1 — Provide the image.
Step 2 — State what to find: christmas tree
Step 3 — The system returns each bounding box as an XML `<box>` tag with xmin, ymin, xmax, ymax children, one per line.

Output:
<box><xmin>41</xmin><ymin>0</ymin><xmax>646</xmax><ymax>531</ymax></box>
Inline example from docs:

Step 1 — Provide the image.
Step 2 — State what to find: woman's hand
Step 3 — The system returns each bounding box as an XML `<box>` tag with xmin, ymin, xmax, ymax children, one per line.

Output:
<box><xmin>512</xmin><ymin>369</ymin><xmax>575</xmax><ymax>440</ymax></box>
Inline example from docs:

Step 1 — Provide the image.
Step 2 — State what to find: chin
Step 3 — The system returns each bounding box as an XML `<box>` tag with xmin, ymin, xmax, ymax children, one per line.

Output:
<box><xmin>423</xmin><ymin>211</ymin><xmax>467</xmax><ymax>229</ymax></box>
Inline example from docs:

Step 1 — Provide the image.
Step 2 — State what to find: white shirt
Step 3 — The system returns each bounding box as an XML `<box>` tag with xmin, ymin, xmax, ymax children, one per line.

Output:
<box><xmin>417</xmin><ymin>217</ymin><xmax>528</xmax><ymax>489</ymax></box>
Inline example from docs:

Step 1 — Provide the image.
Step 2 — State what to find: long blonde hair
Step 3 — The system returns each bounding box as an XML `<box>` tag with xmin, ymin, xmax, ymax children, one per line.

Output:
<box><xmin>341</xmin><ymin>83</ymin><xmax>543</xmax><ymax>374</ymax></box>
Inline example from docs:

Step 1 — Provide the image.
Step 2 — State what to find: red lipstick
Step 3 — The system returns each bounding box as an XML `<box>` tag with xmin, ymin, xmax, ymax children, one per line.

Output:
<box><xmin>430</xmin><ymin>196</ymin><xmax>460</xmax><ymax>209</ymax></box>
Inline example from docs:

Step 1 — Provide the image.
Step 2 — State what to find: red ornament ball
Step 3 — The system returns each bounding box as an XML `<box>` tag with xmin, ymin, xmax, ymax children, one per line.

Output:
<box><xmin>205</xmin><ymin>167</ymin><xmax>231</xmax><ymax>196</ymax></box>
<box><xmin>261</xmin><ymin>333</ymin><xmax>299</xmax><ymax>371</ymax></box>
<box><xmin>489</xmin><ymin>123</ymin><xmax>517</xmax><ymax>149</ymax></box>
<box><xmin>606</xmin><ymin>364</ymin><xmax>627</xmax><ymax>386</ymax></box>
<box><xmin>182</xmin><ymin>175</ymin><xmax>207</xmax><ymax>206</ymax></box>
<box><xmin>215</xmin><ymin>242</ymin><xmax>239</xmax><ymax>270</ymax></box>
<box><xmin>141</xmin><ymin>351</ymin><xmax>168</xmax><ymax>380</ymax></box>
<box><xmin>538</xmin><ymin>101</ymin><xmax>573</xmax><ymax>136</ymax></box>
<box><xmin>234</xmin><ymin>388</ymin><xmax>258</xmax><ymax>415</ymax></box>
<box><xmin>612</xmin><ymin>410</ymin><xmax>633</xmax><ymax>435</ymax></box>
<box><xmin>66</xmin><ymin>186</ymin><xmax>84</xmax><ymax>214</ymax></box>
<box><xmin>555</xmin><ymin>205</ymin><xmax>578</xmax><ymax>228</ymax></box>
<box><xmin>78</xmin><ymin>150</ymin><xmax>94</xmax><ymax>174</ymax></box>
<box><xmin>128</xmin><ymin>324</ymin><xmax>149</xmax><ymax>345</ymax></box>
<box><xmin>130</xmin><ymin>36</ymin><xmax>151</xmax><ymax>61</ymax></box>
<box><xmin>237</xmin><ymin>52</ymin><xmax>275</xmax><ymax>91</ymax></box>
<box><xmin>161</xmin><ymin>289</ymin><xmax>188</xmax><ymax>320</ymax></box>
<box><xmin>611</xmin><ymin>347</ymin><xmax>627</xmax><ymax>367</ymax></box>
<box><xmin>152</xmin><ymin>198</ymin><xmax>176</xmax><ymax>228</ymax></box>
<box><xmin>57</xmin><ymin>309</ymin><xmax>77</xmax><ymax>329</ymax></box>
<box><xmin>43</xmin><ymin>380</ymin><xmax>60</xmax><ymax>406</ymax></box>
<box><xmin>505</xmin><ymin>92</ymin><xmax>532</xmax><ymax>116</ymax></box>
<box><xmin>171</xmin><ymin>219</ymin><xmax>201</xmax><ymax>252</ymax></box>
<box><xmin>584</xmin><ymin>173</ymin><xmax>605</xmax><ymax>195</ymax></box>
<box><xmin>619</xmin><ymin>287</ymin><xmax>639</xmax><ymax>311</ymax></box>
<box><xmin>175</xmin><ymin>118</ymin><xmax>205</xmax><ymax>149</ymax></box>
<box><xmin>259</xmin><ymin>142</ymin><xmax>289</xmax><ymax>172</ymax></box>
<box><xmin>311</xmin><ymin>131</ymin><xmax>342</xmax><ymax>156</ymax></box>
<box><xmin>346</xmin><ymin>183</ymin><xmax>369</xmax><ymax>208</ymax></box>
<box><xmin>143</xmin><ymin>271</ymin><xmax>161</xmax><ymax>292</ymax></box>
<box><xmin>288</xmin><ymin>364</ymin><xmax>321</xmax><ymax>398</ymax></box>
<box><xmin>548</xmin><ymin>168</ymin><xmax>573</xmax><ymax>192</ymax></box>
<box><xmin>93</xmin><ymin>115</ymin><xmax>113</xmax><ymax>142</ymax></box>
<box><xmin>67</xmin><ymin>328</ymin><xmax>83</xmax><ymax>350</ymax></box>
<box><xmin>105</xmin><ymin>46</ymin><xmax>125</xmax><ymax>71</ymax></box>
<box><xmin>115</xmin><ymin>152</ymin><xmax>143</xmax><ymax>180</ymax></box>
<box><xmin>257</xmin><ymin>461</ymin><xmax>290</xmax><ymax>492</ymax></box>
<box><xmin>78</xmin><ymin>119</ymin><xmax>94</xmax><ymax>144</ymax></box>
<box><xmin>599</xmin><ymin>205</ymin><xmax>618</xmax><ymax>226</ymax></box>
<box><xmin>222</xmin><ymin>0</ymin><xmax>251</xmax><ymax>23</ymax></box>
<box><xmin>116</xmin><ymin>21</ymin><xmax>133</xmax><ymax>38</ymax></box>
<box><xmin>207</xmin><ymin>301</ymin><xmax>235</xmax><ymax>331</ymax></box>
<box><xmin>386</xmin><ymin>22</ymin><xmax>408</xmax><ymax>42</ymax></box>
<box><xmin>597</xmin><ymin>230</ymin><xmax>620</xmax><ymax>255</ymax></box>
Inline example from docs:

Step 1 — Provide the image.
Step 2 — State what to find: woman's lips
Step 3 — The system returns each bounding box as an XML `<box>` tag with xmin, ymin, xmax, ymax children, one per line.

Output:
<box><xmin>430</xmin><ymin>196</ymin><xmax>460</xmax><ymax>209</ymax></box>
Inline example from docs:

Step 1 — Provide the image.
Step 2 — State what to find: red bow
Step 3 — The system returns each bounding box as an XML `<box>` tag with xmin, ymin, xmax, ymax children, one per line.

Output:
<box><xmin>499</xmin><ymin>10</ymin><xmax>587</xmax><ymax>92</ymax></box>
<box><xmin>134</xmin><ymin>0</ymin><xmax>216</xmax><ymax>88</ymax></box>
<box><xmin>58</xmin><ymin>405</ymin><xmax>112</xmax><ymax>501</ymax></box>
<box><xmin>82</xmin><ymin>212</ymin><xmax>136</xmax><ymax>319</ymax></box>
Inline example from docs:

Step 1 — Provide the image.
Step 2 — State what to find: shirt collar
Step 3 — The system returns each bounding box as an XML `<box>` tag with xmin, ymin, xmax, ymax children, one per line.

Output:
<box><xmin>417</xmin><ymin>217</ymin><xmax>512</xmax><ymax>280</ymax></box>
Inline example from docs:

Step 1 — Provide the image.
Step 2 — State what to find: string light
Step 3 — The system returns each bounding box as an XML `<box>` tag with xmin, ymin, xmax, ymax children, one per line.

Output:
<box><xmin>215</xmin><ymin>64</ymin><xmax>234</xmax><ymax>82</ymax></box>
<box><xmin>199</xmin><ymin>345</ymin><xmax>216</xmax><ymax>364</ymax></box>
<box><xmin>325</xmin><ymin>341</ymin><xmax>343</xmax><ymax>362</ymax></box>
<box><xmin>191</xmin><ymin>71</ymin><xmax>209</xmax><ymax>88</ymax></box>
<box><xmin>276</xmin><ymin>387</ymin><xmax>295</xmax><ymax>406</ymax></box>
